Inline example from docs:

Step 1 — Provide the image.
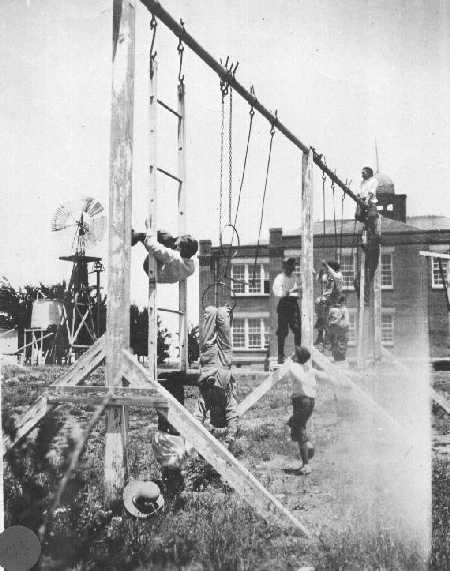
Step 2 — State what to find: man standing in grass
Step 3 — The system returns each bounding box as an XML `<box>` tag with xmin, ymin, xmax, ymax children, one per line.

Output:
<box><xmin>272</xmin><ymin>257</ymin><xmax>301</xmax><ymax>364</ymax></box>
<box><xmin>283</xmin><ymin>346</ymin><xmax>316</xmax><ymax>475</ymax></box>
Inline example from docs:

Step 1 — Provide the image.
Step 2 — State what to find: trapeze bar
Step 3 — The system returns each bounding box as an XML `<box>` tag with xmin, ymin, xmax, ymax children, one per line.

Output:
<box><xmin>157</xmin><ymin>306</ymin><xmax>184</xmax><ymax>315</ymax></box>
<box><xmin>157</xmin><ymin>98</ymin><xmax>182</xmax><ymax>119</ymax></box>
<box><xmin>156</xmin><ymin>165</ymin><xmax>183</xmax><ymax>184</ymax></box>
<box><xmin>140</xmin><ymin>0</ymin><xmax>362</xmax><ymax>206</ymax></box>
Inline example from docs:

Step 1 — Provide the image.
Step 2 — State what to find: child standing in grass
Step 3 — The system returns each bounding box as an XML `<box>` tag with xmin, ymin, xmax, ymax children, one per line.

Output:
<box><xmin>284</xmin><ymin>346</ymin><xmax>316</xmax><ymax>475</ymax></box>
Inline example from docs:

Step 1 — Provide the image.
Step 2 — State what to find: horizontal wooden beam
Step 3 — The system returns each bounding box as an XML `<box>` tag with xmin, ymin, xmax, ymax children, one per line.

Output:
<box><xmin>419</xmin><ymin>250</ymin><xmax>450</xmax><ymax>260</ymax></box>
<box><xmin>48</xmin><ymin>394</ymin><xmax>168</xmax><ymax>409</ymax></box>
<box><xmin>140</xmin><ymin>0</ymin><xmax>362</xmax><ymax>206</ymax></box>
<box><xmin>121</xmin><ymin>348</ymin><xmax>310</xmax><ymax>535</ymax></box>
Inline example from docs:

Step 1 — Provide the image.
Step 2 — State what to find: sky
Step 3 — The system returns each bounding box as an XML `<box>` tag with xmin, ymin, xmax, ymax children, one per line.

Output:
<box><xmin>1</xmin><ymin>0</ymin><xmax>449</xmax><ymax>333</ymax></box>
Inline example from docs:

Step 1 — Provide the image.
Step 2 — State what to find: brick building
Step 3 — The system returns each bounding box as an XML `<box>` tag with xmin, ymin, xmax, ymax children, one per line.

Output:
<box><xmin>199</xmin><ymin>192</ymin><xmax>450</xmax><ymax>366</ymax></box>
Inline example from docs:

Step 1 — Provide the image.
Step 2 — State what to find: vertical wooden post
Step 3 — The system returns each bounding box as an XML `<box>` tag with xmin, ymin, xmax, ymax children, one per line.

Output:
<box><xmin>357</xmin><ymin>240</ymin><xmax>366</xmax><ymax>368</ymax></box>
<box><xmin>178</xmin><ymin>80</ymin><xmax>188</xmax><ymax>371</ymax></box>
<box><xmin>104</xmin><ymin>0</ymin><xmax>135</xmax><ymax>503</ymax></box>
<box><xmin>147</xmin><ymin>56</ymin><xmax>158</xmax><ymax>380</ymax></box>
<box><xmin>301</xmin><ymin>149</ymin><xmax>314</xmax><ymax>358</ymax></box>
<box><xmin>373</xmin><ymin>216</ymin><xmax>382</xmax><ymax>360</ymax></box>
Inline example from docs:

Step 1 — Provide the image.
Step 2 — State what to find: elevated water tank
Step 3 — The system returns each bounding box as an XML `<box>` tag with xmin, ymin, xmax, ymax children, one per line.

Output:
<box><xmin>30</xmin><ymin>300</ymin><xmax>64</xmax><ymax>329</ymax></box>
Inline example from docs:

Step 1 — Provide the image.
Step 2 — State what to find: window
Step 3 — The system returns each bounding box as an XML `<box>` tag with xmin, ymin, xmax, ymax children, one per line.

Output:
<box><xmin>381</xmin><ymin>253</ymin><xmax>393</xmax><ymax>288</ymax></box>
<box><xmin>232</xmin><ymin>318</ymin><xmax>245</xmax><ymax>348</ymax></box>
<box><xmin>381</xmin><ymin>313</ymin><xmax>394</xmax><ymax>345</ymax></box>
<box><xmin>231</xmin><ymin>317</ymin><xmax>269</xmax><ymax>350</ymax></box>
<box><xmin>232</xmin><ymin>264</ymin><xmax>245</xmax><ymax>294</ymax></box>
<box><xmin>432</xmin><ymin>258</ymin><xmax>448</xmax><ymax>288</ymax></box>
<box><xmin>341</xmin><ymin>253</ymin><xmax>356</xmax><ymax>289</ymax></box>
<box><xmin>231</xmin><ymin>263</ymin><xmax>269</xmax><ymax>295</ymax></box>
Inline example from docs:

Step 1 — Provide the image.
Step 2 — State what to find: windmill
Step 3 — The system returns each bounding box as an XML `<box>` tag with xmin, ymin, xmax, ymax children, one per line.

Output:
<box><xmin>51</xmin><ymin>197</ymin><xmax>106</xmax><ymax>362</ymax></box>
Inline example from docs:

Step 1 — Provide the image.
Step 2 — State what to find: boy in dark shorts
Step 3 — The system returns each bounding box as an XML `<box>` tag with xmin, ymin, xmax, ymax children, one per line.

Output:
<box><xmin>285</xmin><ymin>346</ymin><xmax>317</xmax><ymax>474</ymax></box>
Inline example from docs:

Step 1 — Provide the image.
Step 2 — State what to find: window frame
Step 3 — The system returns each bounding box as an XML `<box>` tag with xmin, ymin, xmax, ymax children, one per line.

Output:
<box><xmin>231</xmin><ymin>317</ymin><xmax>270</xmax><ymax>350</ymax></box>
<box><xmin>380</xmin><ymin>252</ymin><xmax>394</xmax><ymax>290</ymax></box>
<box><xmin>230</xmin><ymin>262</ymin><xmax>270</xmax><ymax>296</ymax></box>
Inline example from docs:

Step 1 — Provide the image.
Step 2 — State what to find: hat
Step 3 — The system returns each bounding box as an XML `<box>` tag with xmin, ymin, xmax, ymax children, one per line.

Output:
<box><xmin>123</xmin><ymin>480</ymin><xmax>164</xmax><ymax>519</ymax></box>
<box><xmin>282</xmin><ymin>257</ymin><xmax>296</xmax><ymax>267</ymax></box>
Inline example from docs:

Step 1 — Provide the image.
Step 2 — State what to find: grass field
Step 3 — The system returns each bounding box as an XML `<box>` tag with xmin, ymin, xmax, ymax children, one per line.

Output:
<box><xmin>2</xmin><ymin>361</ymin><xmax>448</xmax><ymax>570</ymax></box>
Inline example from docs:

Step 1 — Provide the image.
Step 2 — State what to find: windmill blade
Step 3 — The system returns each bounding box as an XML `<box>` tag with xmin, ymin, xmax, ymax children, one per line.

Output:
<box><xmin>51</xmin><ymin>197</ymin><xmax>106</xmax><ymax>253</ymax></box>
<box><xmin>84</xmin><ymin>215</ymin><xmax>106</xmax><ymax>248</ymax></box>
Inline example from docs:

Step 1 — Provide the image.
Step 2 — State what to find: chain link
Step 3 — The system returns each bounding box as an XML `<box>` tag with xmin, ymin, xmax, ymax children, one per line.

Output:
<box><xmin>177</xmin><ymin>18</ymin><xmax>185</xmax><ymax>85</ymax></box>
<box><xmin>228</xmin><ymin>88</ymin><xmax>233</xmax><ymax>224</ymax></box>
<box><xmin>149</xmin><ymin>14</ymin><xmax>158</xmax><ymax>78</ymax></box>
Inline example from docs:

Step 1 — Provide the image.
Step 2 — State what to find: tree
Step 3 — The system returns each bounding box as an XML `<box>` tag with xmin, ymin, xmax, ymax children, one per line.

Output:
<box><xmin>129</xmin><ymin>305</ymin><xmax>171</xmax><ymax>364</ymax></box>
<box><xmin>188</xmin><ymin>324</ymin><xmax>200</xmax><ymax>364</ymax></box>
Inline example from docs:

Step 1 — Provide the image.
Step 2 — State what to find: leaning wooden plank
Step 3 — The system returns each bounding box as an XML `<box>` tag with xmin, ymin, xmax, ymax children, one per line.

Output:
<box><xmin>3</xmin><ymin>340</ymin><xmax>105</xmax><ymax>454</ymax></box>
<box><xmin>236</xmin><ymin>364</ymin><xmax>332</xmax><ymax>417</ymax></box>
<box><xmin>236</xmin><ymin>364</ymin><xmax>288</xmax><ymax>417</ymax></box>
<box><xmin>381</xmin><ymin>347</ymin><xmax>450</xmax><ymax>415</ymax></box>
<box><xmin>63</xmin><ymin>336</ymin><xmax>106</xmax><ymax>386</ymax></box>
<box><xmin>121</xmin><ymin>349</ymin><xmax>310</xmax><ymax>536</ymax></box>
<box><xmin>3</xmin><ymin>396</ymin><xmax>50</xmax><ymax>454</ymax></box>
<box><xmin>312</xmin><ymin>348</ymin><xmax>414</xmax><ymax>445</ymax></box>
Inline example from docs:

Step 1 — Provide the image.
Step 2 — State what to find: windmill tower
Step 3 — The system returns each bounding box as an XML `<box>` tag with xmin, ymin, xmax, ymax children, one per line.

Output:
<box><xmin>51</xmin><ymin>197</ymin><xmax>106</xmax><ymax>362</ymax></box>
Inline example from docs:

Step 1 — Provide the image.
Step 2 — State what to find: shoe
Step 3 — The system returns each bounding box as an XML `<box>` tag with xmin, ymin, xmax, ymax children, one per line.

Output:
<box><xmin>299</xmin><ymin>464</ymin><xmax>311</xmax><ymax>475</ymax></box>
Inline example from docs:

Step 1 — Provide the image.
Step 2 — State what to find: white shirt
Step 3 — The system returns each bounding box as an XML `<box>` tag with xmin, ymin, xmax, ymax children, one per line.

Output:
<box><xmin>360</xmin><ymin>176</ymin><xmax>378</xmax><ymax>201</ymax></box>
<box><xmin>272</xmin><ymin>273</ymin><xmax>299</xmax><ymax>298</ymax></box>
<box><xmin>143</xmin><ymin>233</ymin><xmax>195</xmax><ymax>284</ymax></box>
<box><xmin>282</xmin><ymin>360</ymin><xmax>316</xmax><ymax>398</ymax></box>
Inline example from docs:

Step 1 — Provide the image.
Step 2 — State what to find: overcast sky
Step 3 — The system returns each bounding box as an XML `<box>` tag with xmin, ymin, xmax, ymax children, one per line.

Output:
<box><xmin>1</xmin><ymin>0</ymin><xmax>449</xmax><ymax>329</ymax></box>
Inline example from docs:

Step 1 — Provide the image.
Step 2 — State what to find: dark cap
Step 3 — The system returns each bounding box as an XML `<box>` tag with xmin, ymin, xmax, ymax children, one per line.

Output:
<box><xmin>282</xmin><ymin>257</ymin><xmax>296</xmax><ymax>268</ymax></box>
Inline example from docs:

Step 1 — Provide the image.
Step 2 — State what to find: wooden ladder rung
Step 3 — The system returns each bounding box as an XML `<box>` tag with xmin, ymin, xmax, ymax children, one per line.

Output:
<box><xmin>157</xmin><ymin>307</ymin><xmax>184</xmax><ymax>315</ymax></box>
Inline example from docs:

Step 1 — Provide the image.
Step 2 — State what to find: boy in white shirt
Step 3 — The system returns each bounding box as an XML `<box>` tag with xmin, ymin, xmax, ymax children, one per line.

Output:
<box><xmin>272</xmin><ymin>257</ymin><xmax>301</xmax><ymax>364</ymax></box>
<box><xmin>284</xmin><ymin>345</ymin><xmax>316</xmax><ymax>475</ymax></box>
<box><xmin>132</xmin><ymin>228</ymin><xmax>198</xmax><ymax>284</ymax></box>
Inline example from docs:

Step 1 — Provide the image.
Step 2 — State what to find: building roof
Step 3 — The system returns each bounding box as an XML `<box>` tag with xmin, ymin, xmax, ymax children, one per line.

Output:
<box><xmin>285</xmin><ymin>216</ymin><xmax>424</xmax><ymax>237</ymax></box>
<box><xmin>405</xmin><ymin>215</ymin><xmax>450</xmax><ymax>231</ymax></box>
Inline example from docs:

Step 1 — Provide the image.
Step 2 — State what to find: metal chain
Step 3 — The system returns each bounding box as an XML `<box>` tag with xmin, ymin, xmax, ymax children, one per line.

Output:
<box><xmin>228</xmin><ymin>87</ymin><xmax>233</xmax><ymax>224</ymax></box>
<box><xmin>177</xmin><ymin>18</ymin><xmax>185</xmax><ymax>85</ymax></box>
<box><xmin>219</xmin><ymin>89</ymin><xmax>225</xmax><ymax>244</ymax></box>
<box><xmin>321</xmin><ymin>159</ymin><xmax>327</xmax><ymax>238</ymax></box>
<box><xmin>252</xmin><ymin>118</ymin><xmax>276</xmax><ymax>283</ymax></box>
<box><xmin>339</xmin><ymin>191</ymin><xmax>346</xmax><ymax>262</ymax></box>
<box><xmin>331</xmin><ymin>177</ymin><xmax>338</xmax><ymax>259</ymax></box>
<box><xmin>149</xmin><ymin>14</ymin><xmax>158</xmax><ymax>78</ymax></box>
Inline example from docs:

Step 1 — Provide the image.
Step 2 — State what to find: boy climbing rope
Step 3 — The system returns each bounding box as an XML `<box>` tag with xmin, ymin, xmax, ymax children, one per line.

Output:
<box><xmin>132</xmin><ymin>223</ymin><xmax>198</xmax><ymax>283</ymax></box>
<box><xmin>282</xmin><ymin>346</ymin><xmax>316</xmax><ymax>475</ymax></box>
<box><xmin>314</xmin><ymin>260</ymin><xmax>343</xmax><ymax>349</ymax></box>
<box><xmin>273</xmin><ymin>257</ymin><xmax>301</xmax><ymax>364</ymax></box>
<box><xmin>195</xmin><ymin>304</ymin><xmax>238</xmax><ymax>446</ymax></box>
<box><xmin>326</xmin><ymin>294</ymin><xmax>350</xmax><ymax>363</ymax></box>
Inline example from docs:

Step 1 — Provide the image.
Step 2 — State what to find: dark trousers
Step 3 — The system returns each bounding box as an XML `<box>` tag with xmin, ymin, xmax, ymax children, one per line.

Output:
<box><xmin>276</xmin><ymin>297</ymin><xmax>301</xmax><ymax>361</ymax></box>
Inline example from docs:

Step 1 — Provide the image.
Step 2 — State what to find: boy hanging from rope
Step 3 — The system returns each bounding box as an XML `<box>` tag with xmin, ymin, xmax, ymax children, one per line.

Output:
<box><xmin>195</xmin><ymin>304</ymin><xmax>238</xmax><ymax>446</ymax></box>
<box><xmin>326</xmin><ymin>294</ymin><xmax>350</xmax><ymax>363</ymax></box>
<box><xmin>314</xmin><ymin>260</ymin><xmax>344</xmax><ymax>349</ymax></box>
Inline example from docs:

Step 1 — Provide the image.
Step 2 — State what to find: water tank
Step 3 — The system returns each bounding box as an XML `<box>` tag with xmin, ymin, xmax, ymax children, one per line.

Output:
<box><xmin>30</xmin><ymin>300</ymin><xmax>64</xmax><ymax>329</ymax></box>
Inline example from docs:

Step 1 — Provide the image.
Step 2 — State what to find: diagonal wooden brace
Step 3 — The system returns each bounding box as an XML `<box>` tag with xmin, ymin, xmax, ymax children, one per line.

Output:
<box><xmin>3</xmin><ymin>337</ymin><xmax>106</xmax><ymax>455</ymax></box>
<box><xmin>236</xmin><ymin>364</ymin><xmax>287</xmax><ymax>417</ymax></box>
<box><xmin>121</xmin><ymin>349</ymin><xmax>310</xmax><ymax>536</ymax></box>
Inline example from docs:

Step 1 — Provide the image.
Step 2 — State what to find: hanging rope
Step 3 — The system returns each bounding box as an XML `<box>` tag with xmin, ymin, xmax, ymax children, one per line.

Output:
<box><xmin>321</xmin><ymin>168</ymin><xmax>327</xmax><ymax>238</ymax></box>
<box><xmin>218</xmin><ymin>76</ymin><xmax>228</xmax><ymax>244</ymax></box>
<box><xmin>228</xmin><ymin>87</ymin><xmax>233</xmax><ymax>224</ymax></box>
<box><xmin>251</xmin><ymin>115</ymin><xmax>276</xmax><ymax>285</ymax></box>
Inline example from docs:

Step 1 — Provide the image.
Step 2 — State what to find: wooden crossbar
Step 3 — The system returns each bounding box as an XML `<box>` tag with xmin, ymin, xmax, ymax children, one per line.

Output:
<box><xmin>3</xmin><ymin>338</ymin><xmax>105</xmax><ymax>455</ymax></box>
<box><xmin>419</xmin><ymin>250</ymin><xmax>450</xmax><ymax>260</ymax></box>
<box><xmin>121</xmin><ymin>349</ymin><xmax>310</xmax><ymax>536</ymax></box>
